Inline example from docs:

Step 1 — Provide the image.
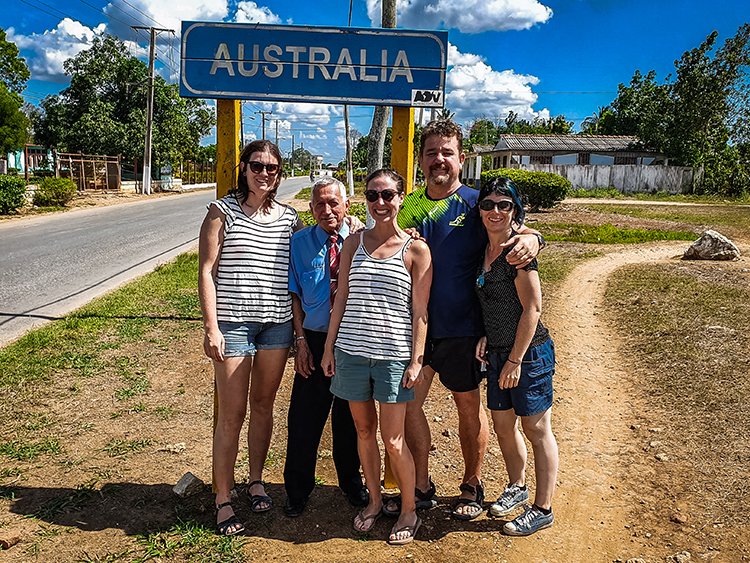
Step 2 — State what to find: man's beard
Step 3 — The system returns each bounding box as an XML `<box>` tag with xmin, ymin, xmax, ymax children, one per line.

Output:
<box><xmin>429</xmin><ymin>168</ymin><xmax>451</xmax><ymax>185</ymax></box>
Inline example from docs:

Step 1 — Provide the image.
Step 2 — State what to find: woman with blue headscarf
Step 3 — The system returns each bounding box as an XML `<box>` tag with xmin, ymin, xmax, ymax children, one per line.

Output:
<box><xmin>473</xmin><ymin>177</ymin><xmax>559</xmax><ymax>537</ymax></box>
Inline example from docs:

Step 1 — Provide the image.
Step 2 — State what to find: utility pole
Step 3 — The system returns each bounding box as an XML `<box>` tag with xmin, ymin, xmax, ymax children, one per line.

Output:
<box><xmin>255</xmin><ymin>110</ymin><xmax>273</xmax><ymax>139</ymax></box>
<box><xmin>275</xmin><ymin>119</ymin><xmax>279</xmax><ymax>146</ymax></box>
<box><xmin>131</xmin><ymin>25</ymin><xmax>173</xmax><ymax>195</ymax></box>
<box><xmin>290</xmin><ymin>133</ymin><xmax>295</xmax><ymax>177</ymax></box>
<box><xmin>240</xmin><ymin>102</ymin><xmax>245</xmax><ymax>147</ymax></box>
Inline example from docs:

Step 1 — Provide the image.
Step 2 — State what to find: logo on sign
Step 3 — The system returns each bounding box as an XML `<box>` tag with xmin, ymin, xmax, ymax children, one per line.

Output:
<box><xmin>411</xmin><ymin>89</ymin><xmax>442</xmax><ymax>107</ymax></box>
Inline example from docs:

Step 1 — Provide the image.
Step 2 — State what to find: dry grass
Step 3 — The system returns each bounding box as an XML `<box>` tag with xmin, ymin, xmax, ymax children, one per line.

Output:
<box><xmin>603</xmin><ymin>260</ymin><xmax>750</xmax><ymax>551</ymax></box>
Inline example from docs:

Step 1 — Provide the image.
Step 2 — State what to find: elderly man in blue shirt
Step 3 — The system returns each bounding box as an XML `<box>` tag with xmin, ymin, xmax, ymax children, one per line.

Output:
<box><xmin>283</xmin><ymin>177</ymin><xmax>368</xmax><ymax>517</ymax></box>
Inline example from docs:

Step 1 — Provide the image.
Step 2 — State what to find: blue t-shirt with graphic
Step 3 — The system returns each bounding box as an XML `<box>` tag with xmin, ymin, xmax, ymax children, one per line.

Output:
<box><xmin>398</xmin><ymin>184</ymin><xmax>486</xmax><ymax>339</ymax></box>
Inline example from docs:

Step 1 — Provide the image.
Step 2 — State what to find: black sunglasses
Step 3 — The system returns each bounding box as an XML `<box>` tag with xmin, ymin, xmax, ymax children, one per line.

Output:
<box><xmin>364</xmin><ymin>189</ymin><xmax>399</xmax><ymax>202</ymax></box>
<box><xmin>247</xmin><ymin>161</ymin><xmax>280</xmax><ymax>174</ymax></box>
<box><xmin>478</xmin><ymin>199</ymin><xmax>514</xmax><ymax>212</ymax></box>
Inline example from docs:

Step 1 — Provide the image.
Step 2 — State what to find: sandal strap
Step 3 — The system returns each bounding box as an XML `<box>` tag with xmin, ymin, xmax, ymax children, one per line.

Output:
<box><xmin>248</xmin><ymin>479</ymin><xmax>265</xmax><ymax>488</ymax></box>
<box><xmin>459</xmin><ymin>482</ymin><xmax>476</xmax><ymax>495</ymax></box>
<box><xmin>216</xmin><ymin>501</ymin><xmax>233</xmax><ymax>510</ymax></box>
<box><xmin>415</xmin><ymin>477</ymin><xmax>436</xmax><ymax>501</ymax></box>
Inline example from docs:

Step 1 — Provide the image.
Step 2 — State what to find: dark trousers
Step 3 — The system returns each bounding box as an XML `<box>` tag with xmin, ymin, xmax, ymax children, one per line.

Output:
<box><xmin>283</xmin><ymin>330</ymin><xmax>363</xmax><ymax>504</ymax></box>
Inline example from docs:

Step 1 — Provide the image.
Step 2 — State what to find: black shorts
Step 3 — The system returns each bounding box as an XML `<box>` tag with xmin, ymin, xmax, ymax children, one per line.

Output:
<box><xmin>424</xmin><ymin>336</ymin><xmax>484</xmax><ymax>393</ymax></box>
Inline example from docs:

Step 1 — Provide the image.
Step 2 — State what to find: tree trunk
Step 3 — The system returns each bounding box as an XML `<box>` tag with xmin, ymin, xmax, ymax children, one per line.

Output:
<box><xmin>366</xmin><ymin>0</ymin><xmax>396</xmax><ymax>174</ymax></box>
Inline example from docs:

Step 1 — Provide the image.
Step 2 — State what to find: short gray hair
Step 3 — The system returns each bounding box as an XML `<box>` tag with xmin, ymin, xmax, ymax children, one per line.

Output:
<box><xmin>312</xmin><ymin>177</ymin><xmax>347</xmax><ymax>201</ymax></box>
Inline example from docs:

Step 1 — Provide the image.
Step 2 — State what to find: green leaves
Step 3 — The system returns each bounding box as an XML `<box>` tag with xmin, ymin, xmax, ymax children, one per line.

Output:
<box><xmin>34</xmin><ymin>35</ymin><xmax>215</xmax><ymax>165</ymax></box>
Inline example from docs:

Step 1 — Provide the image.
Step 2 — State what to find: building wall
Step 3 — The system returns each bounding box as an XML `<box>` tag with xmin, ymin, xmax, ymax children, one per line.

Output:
<box><xmin>519</xmin><ymin>164</ymin><xmax>698</xmax><ymax>194</ymax></box>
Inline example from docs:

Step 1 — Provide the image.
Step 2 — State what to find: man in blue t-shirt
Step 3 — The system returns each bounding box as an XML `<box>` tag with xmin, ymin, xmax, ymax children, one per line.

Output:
<box><xmin>283</xmin><ymin>178</ymin><xmax>367</xmax><ymax>517</ymax></box>
<box><xmin>390</xmin><ymin>120</ymin><xmax>544</xmax><ymax>521</ymax></box>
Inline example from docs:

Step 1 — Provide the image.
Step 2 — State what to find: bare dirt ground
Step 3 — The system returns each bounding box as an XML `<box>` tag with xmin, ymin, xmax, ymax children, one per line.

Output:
<box><xmin>1</xmin><ymin>196</ymin><xmax>748</xmax><ymax>562</ymax></box>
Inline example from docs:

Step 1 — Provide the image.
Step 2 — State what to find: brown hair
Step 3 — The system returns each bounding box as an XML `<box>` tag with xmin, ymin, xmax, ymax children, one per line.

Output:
<box><xmin>364</xmin><ymin>168</ymin><xmax>406</xmax><ymax>193</ymax></box>
<box><xmin>235</xmin><ymin>140</ymin><xmax>283</xmax><ymax>211</ymax></box>
<box><xmin>419</xmin><ymin>119</ymin><xmax>463</xmax><ymax>156</ymax></box>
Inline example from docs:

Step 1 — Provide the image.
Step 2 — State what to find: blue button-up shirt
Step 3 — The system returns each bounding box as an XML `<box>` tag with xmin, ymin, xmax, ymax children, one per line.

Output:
<box><xmin>288</xmin><ymin>222</ymin><xmax>350</xmax><ymax>332</ymax></box>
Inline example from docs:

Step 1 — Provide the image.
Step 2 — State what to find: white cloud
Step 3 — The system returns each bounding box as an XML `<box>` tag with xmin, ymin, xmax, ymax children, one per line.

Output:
<box><xmin>234</xmin><ymin>1</ymin><xmax>281</xmax><ymax>24</ymax></box>
<box><xmin>103</xmin><ymin>0</ymin><xmax>228</xmax><ymax>37</ymax></box>
<box><xmin>7</xmin><ymin>19</ymin><xmax>106</xmax><ymax>82</ymax></box>
<box><xmin>367</xmin><ymin>0</ymin><xmax>552</xmax><ymax>33</ymax></box>
<box><xmin>446</xmin><ymin>44</ymin><xmax>549</xmax><ymax>126</ymax></box>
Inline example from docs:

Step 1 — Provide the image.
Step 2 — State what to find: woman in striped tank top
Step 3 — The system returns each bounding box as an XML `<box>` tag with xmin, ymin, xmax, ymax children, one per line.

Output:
<box><xmin>322</xmin><ymin>169</ymin><xmax>432</xmax><ymax>546</ymax></box>
<box><xmin>199</xmin><ymin>140</ymin><xmax>302</xmax><ymax>536</ymax></box>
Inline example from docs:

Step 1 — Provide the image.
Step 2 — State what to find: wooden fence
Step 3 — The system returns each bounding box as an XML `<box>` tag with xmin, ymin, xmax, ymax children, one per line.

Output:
<box><xmin>517</xmin><ymin>164</ymin><xmax>701</xmax><ymax>194</ymax></box>
<box><xmin>56</xmin><ymin>152</ymin><xmax>121</xmax><ymax>191</ymax></box>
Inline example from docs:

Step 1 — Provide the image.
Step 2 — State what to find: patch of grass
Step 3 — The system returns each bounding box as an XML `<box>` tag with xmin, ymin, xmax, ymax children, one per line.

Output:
<box><xmin>77</xmin><ymin>549</ymin><xmax>133</xmax><ymax>563</ymax></box>
<box><xmin>537</xmin><ymin>244</ymin><xmax>603</xmax><ymax>287</ymax></box>
<box><xmin>131</xmin><ymin>402</ymin><xmax>147</xmax><ymax>413</ymax></box>
<box><xmin>567</xmin><ymin>187</ymin><xmax>623</xmax><ymax>199</ymax></box>
<box><xmin>539</xmin><ymin>223</ymin><xmax>695</xmax><ymax>244</ymax></box>
<box><xmin>0</xmin><ymin>486</ymin><xmax>17</xmax><ymax>499</ymax></box>
<box><xmin>114</xmin><ymin>374</ymin><xmax>150</xmax><ymax>400</ymax></box>
<box><xmin>23</xmin><ymin>413</ymin><xmax>54</xmax><ymax>431</ymax></box>
<box><xmin>567</xmin><ymin>187</ymin><xmax>750</xmax><ymax>204</ymax></box>
<box><xmin>582</xmin><ymin>203</ymin><xmax>750</xmax><ymax>232</ymax></box>
<box><xmin>295</xmin><ymin>187</ymin><xmax>312</xmax><ymax>199</ymax></box>
<box><xmin>104</xmin><ymin>438</ymin><xmax>152</xmax><ymax>457</ymax></box>
<box><xmin>135</xmin><ymin>519</ymin><xmax>246</xmax><ymax>562</ymax></box>
<box><xmin>604</xmin><ymin>262</ymin><xmax>750</xmax><ymax>528</ymax></box>
<box><xmin>264</xmin><ymin>448</ymin><xmax>281</xmax><ymax>469</ymax></box>
<box><xmin>314</xmin><ymin>476</ymin><xmax>325</xmax><ymax>486</ymax></box>
<box><xmin>0</xmin><ymin>466</ymin><xmax>23</xmax><ymax>479</ymax></box>
<box><xmin>0</xmin><ymin>438</ymin><xmax>61</xmax><ymax>461</ymax></box>
<box><xmin>33</xmin><ymin>480</ymin><xmax>97</xmax><ymax>520</ymax></box>
<box><xmin>154</xmin><ymin>406</ymin><xmax>177</xmax><ymax>420</ymax></box>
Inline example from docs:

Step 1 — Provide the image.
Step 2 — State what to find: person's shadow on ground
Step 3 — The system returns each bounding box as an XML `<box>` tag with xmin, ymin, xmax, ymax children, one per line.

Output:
<box><xmin>4</xmin><ymin>481</ymin><xmax>510</xmax><ymax>543</ymax></box>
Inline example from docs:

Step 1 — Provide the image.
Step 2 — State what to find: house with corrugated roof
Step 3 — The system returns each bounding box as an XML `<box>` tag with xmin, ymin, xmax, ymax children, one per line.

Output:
<box><xmin>462</xmin><ymin>134</ymin><xmax>699</xmax><ymax>194</ymax></box>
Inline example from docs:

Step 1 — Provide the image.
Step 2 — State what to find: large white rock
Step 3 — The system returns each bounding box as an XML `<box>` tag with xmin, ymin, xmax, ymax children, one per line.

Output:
<box><xmin>683</xmin><ymin>230</ymin><xmax>740</xmax><ymax>261</ymax></box>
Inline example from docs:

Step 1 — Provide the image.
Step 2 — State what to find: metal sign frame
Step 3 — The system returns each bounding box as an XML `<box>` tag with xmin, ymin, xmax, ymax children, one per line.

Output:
<box><xmin>180</xmin><ymin>21</ymin><xmax>448</xmax><ymax>107</ymax></box>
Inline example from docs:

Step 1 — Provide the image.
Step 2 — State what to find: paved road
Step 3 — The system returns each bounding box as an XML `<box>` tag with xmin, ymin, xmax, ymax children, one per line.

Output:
<box><xmin>0</xmin><ymin>176</ymin><xmax>311</xmax><ymax>347</ymax></box>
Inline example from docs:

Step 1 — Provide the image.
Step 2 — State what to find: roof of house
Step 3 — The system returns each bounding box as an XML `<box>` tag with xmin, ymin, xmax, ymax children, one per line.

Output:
<box><xmin>492</xmin><ymin>134</ymin><xmax>640</xmax><ymax>153</ymax></box>
<box><xmin>470</xmin><ymin>143</ymin><xmax>494</xmax><ymax>153</ymax></box>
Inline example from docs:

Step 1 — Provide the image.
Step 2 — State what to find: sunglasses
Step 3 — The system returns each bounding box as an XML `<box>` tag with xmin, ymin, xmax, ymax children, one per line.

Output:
<box><xmin>364</xmin><ymin>189</ymin><xmax>400</xmax><ymax>202</ymax></box>
<box><xmin>247</xmin><ymin>161</ymin><xmax>280</xmax><ymax>174</ymax></box>
<box><xmin>478</xmin><ymin>199</ymin><xmax>514</xmax><ymax>212</ymax></box>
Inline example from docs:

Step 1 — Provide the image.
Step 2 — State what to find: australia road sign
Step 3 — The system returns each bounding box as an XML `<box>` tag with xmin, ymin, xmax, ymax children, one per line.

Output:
<box><xmin>180</xmin><ymin>22</ymin><xmax>448</xmax><ymax>107</ymax></box>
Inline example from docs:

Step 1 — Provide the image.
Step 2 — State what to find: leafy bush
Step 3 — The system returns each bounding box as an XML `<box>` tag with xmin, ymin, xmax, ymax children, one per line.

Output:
<box><xmin>33</xmin><ymin>177</ymin><xmax>77</xmax><ymax>207</ymax></box>
<box><xmin>481</xmin><ymin>168</ymin><xmax>570</xmax><ymax>211</ymax></box>
<box><xmin>0</xmin><ymin>174</ymin><xmax>27</xmax><ymax>214</ymax></box>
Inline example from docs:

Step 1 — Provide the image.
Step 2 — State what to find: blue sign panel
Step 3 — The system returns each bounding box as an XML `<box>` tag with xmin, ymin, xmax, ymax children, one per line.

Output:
<box><xmin>180</xmin><ymin>22</ymin><xmax>448</xmax><ymax>107</ymax></box>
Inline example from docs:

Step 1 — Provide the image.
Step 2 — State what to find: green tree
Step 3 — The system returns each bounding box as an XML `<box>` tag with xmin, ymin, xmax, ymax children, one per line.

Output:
<box><xmin>599</xmin><ymin>24</ymin><xmax>750</xmax><ymax>194</ymax></box>
<box><xmin>0</xmin><ymin>29</ymin><xmax>30</xmax><ymax>153</ymax></box>
<box><xmin>0</xmin><ymin>83</ymin><xmax>28</xmax><ymax>154</ymax></box>
<box><xmin>0</xmin><ymin>28</ymin><xmax>30</xmax><ymax>94</ymax></box>
<box><xmin>34</xmin><ymin>35</ymin><xmax>214</xmax><ymax>166</ymax></box>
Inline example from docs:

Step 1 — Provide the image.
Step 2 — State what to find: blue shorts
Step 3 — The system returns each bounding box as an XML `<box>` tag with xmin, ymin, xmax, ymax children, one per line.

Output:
<box><xmin>218</xmin><ymin>320</ymin><xmax>293</xmax><ymax>357</ymax></box>
<box><xmin>486</xmin><ymin>338</ymin><xmax>555</xmax><ymax>417</ymax></box>
<box><xmin>330</xmin><ymin>348</ymin><xmax>414</xmax><ymax>404</ymax></box>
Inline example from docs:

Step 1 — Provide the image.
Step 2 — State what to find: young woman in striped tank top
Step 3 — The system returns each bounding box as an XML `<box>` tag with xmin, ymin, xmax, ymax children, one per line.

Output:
<box><xmin>322</xmin><ymin>169</ymin><xmax>432</xmax><ymax>546</ymax></box>
<box><xmin>199</xmin><ymin>140</ymin><xmax>302</xmax><ymax>536</ymax></box>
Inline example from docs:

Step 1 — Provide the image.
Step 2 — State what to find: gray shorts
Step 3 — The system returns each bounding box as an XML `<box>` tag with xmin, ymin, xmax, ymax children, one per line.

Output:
<box><xmin>330</xmin><ymin>348</ymin><xmax>414</xmax><ymax>404</ymax></box>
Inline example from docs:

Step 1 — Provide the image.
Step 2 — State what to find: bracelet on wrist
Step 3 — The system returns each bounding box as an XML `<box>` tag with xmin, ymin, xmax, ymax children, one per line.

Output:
<box><xmin>295</xmin><ymin>335</ymin><xmax>306</xmax><ymax>341</ymax></box>
<box><xmin>506</xmin><ymin>358</ymin><xmax>521</xmax><ymax>365</ymax></box>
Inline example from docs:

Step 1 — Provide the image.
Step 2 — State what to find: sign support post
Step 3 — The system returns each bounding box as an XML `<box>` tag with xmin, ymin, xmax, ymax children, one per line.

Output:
<box><xmin>216</xmin><ymin>100</ymin><xmax>241</xmax><ymax>198</ymax></box>
<box><xmin>213</xmin><ymin>99</ymin><xmax>240</xmax><ymax>492</ymax></box>
<box><xmin>391</xmin><ymin>107</ymin><xmax>415</xmax><ymax>194</ymax></box>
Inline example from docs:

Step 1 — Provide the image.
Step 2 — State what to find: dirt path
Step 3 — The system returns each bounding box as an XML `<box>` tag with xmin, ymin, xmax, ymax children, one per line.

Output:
<box><xmin>528</xmin><ymin>241</ymin><xmax>688</xmax><ymax>561</ymax></box>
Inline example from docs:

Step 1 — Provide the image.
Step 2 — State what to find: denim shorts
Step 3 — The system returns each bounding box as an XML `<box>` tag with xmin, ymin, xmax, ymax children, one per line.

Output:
<box><xmin>330</xmin><ymin>348</ymin><xmax>414</xmax><ymax>404</ymax></box>
<box><xmin>218</xmin><ymin>320</ymin><xmax>293</xmax><ymax>357</ymax></box>
<box><xmin>486</xmin><ymin>338</ymin><xmax>555</xmax><ymax>416</ymax></box>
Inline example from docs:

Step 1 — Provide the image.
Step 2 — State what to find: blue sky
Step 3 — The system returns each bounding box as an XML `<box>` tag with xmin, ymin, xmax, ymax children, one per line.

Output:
<box><xmin>3</xmin><ymin>0</ymin><xmax>748</xmax><ymax>161</ymax></box>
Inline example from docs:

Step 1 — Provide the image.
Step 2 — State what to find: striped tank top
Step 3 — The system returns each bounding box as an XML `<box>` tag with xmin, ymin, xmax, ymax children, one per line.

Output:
<box><xmin>335</xmin><ymin>232</ymin><xmax>414</xmax><ymax>360</ymax></box>
<box><xmin>210</xmin><ymin>195</ymin><xmax>298</xmax><ymax>323</ymax></box>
